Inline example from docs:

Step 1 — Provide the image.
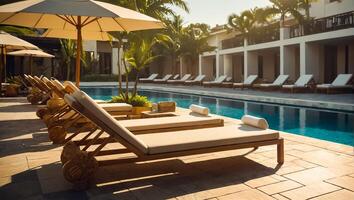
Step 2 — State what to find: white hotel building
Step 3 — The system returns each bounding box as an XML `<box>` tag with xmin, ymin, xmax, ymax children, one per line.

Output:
<box><xmin>194</xmin><ymin>0</ymin><xmax>354</xmax><ymax>84</ymax></box>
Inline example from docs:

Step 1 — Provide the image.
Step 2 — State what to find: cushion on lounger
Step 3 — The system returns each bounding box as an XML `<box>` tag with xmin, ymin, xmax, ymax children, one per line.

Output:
<box><xmin>241</xmin><ymin>115</ymin><xmax>269</xmax><ymax>129</ymax></box>
<box><xmin>137</xmin><ymin>125</ymin><xmax>279</xmax><ymax>154</ymax></box>
<box><xmin>71</xmin><ymin>91</ymin><xmax>132</xmax><ymax>112</ymax></box>
<box><xmin>63</xmin><ymin>81</ymin><xmax>80</xmax><ymax>93</ymax></box>
<box><xmin>119</xmin><ymin>115</ymin><xmax>224</xmax><ymax>132</ymax></box>
<box><xmin>190</xmin><ymin>104</ymin><xmax>209</xmax><ymax>116</ymax></box>
<box><xmin>52</xmin><ymin>79</ymin><xmax>66</xmax><ymax>91</ymax></box>
<box><xmin>72</xmin><ymin>91</ymin><xmax>148</xmax><ymax>153</ymax></box>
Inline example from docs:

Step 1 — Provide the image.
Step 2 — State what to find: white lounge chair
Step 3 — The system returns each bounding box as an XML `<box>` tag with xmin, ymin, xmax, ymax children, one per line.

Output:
<box><xmin>61</xmin><ymin>91</ymin><xmax>284</xmax><ymax>188</ymax></box>
<box><xmin>153</xmin><ymin>74</ymin><xmax>173</xmax><ymax>83</ymax></box>
<box><xmin>256</xmin><ymin>75</ymin><xmax>289</xmax><ymax>90</ymax></box>
<box><xmin>172</xmin><ymin>74</ymin><xmax>180</xmax><ymax>80</ymax></box>
<box><xmin>282</xmin><ymin>74</ymin><xmax>314</xmax><ymax>93</ymax></box>
<box><xmin>139</xmin><ymin>73</ymin><xmax>158</xmax><ymax>83</ymax></box>
<box><xmin>184</xmin><ymin>75</ymin><xmax>206</xmax><ymax>85</ymax></box>
<box><xmin>167</xmin><ymin>74</ymin><xmax>192</xmax><ymax>84</ymax></box>
<box><xmin>203</xmin><ymin>75</ymin><xmax>227</xmax><ymax>87</ymax></box>
<box><xmin>233</xmin><ymin>75</ymin><xmax>258</xmax><ymax>89</ymax></box>
<box><xmin>316</xmin><ymin>74</ymin><xmax>353</xmax><ymax>94</ymax></box>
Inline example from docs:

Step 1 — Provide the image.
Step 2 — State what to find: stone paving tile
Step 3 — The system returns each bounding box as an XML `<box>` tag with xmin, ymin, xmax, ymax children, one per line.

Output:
<box><xmin>280</xmin><ymin>181</ymin><xmax>340</xmax><ymax>200</ymax></box>
<box><xmin>284</xmin><ymin>167</ymin><xmax>338</xmax><ymax>185</ymax></box>
<box><xmin>325</xmin><ymin>176</ymin><xmax>354</xmax><ymax>191</ymax></box>
<box><xmin>258</xmin><ymin>180</ymin><xmax>303</xmax><ymax>195</ymax></box>
<box><xmin>244</xmin><ymin>175</ymin><xmax>285</xmax><ymax>188</ymax></box>
<box><xmin>311</xmin><ymin>189</ymin><xmax>354</xmax><ymax>200</ymax></box>
<box><xmin>217</xmin><ymin>189</ymin><xmax>275</xmax><ymax>200</ymax></box>
<box><xmin>271</xmin><ymin>194</ymin><xmax>289</xmax><ymax>200</ymax></box>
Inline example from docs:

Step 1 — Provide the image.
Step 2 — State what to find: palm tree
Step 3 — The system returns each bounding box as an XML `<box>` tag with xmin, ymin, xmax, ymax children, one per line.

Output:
<box><xmin>179</xmin><ymin>24</ymin><xmax>215</xmax><ymax>75</ymax></box>
<box><xmin>227</xmin><ymin>10</ymin><xmax>256</xmax><ymax>36</ymax></box>
<box><xmin>124</xmin><ymin>33</ymin><xmax>170</xmax><ymax>98</ymax></box>
<box><xmin>60</xmin><ymin>39</ymin><xmax>76</xmax><ymax>80</ymax></box>
<box><xmin>298</xmin><ymin>0</ymin><xmax>318</xmax><ymax>21</ymax></box>
<box><xmin>103</xmin><ymin>0</ymin><xmax>189</xmax><ymax>21</ymax></box>
<box><xmin>251</xmin><ymin>7</ymin><xmax>275</xmax><ymax>26</ymax></box>
<box><xmin>268</xmin><ymin>0</ymin><xmax>304</xmax><ymax>27</ymax></box>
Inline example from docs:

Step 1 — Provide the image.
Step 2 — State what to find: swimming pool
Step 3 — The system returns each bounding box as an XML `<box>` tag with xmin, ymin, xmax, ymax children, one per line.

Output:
<box><xmin>82</xmin><ymin>87</ymin><xmax>354</xmax><ymax>146</ymax></box>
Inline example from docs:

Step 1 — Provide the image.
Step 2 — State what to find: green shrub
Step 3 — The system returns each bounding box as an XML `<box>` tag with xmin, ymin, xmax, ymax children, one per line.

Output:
<box><xmin>110</xmin><ymin>94</ymin><xmax>151</xmax><ymax>107</ymax></box>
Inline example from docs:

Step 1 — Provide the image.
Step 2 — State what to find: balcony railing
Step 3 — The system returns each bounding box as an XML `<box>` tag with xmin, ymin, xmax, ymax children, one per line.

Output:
<box><xmin>248</xmin><ymin>23</ymin><xmax>280</xmax><ymax>45</ymax></box>
<box><xmin>290</xmin><ymin>11</ymin><xmax>354</xmax><ymax>38</ymax></box>
<box><xmin>221</xmin><ymin>36</ymin><xmax>244</xmax><ymax>49</ymax></box>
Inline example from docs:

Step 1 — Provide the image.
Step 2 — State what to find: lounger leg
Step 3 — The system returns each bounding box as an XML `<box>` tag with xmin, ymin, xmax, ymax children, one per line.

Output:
<box><xmin>277</xmin><ymin>138</ymin><xmax>284</xmax><ymax>164</ymax></box>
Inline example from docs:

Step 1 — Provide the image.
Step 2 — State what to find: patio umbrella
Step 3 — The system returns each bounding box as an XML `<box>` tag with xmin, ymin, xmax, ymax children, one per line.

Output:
<box><xmin>42</xmin><ymin>29</ymin><xmax>114</xmax><ymax>41</ymax></box>
<box><xmin>8</xmin><ymin>49</ymin><xmax>54</xmax><ymax>75</ymax></box>
<box><xmin>0</xmin><ymin>31</ymin><xmax>38</xmax><ymax>92</ymax></box>
<box><xmin>0</xmin><ymin>0</ymin><xmax>164</xmax><ymax>87</ymax></box>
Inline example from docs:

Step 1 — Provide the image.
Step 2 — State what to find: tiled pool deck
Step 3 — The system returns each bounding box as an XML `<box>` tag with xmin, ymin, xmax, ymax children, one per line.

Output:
<box><xmin>81</xmin><ymin>82</ymin><xmax>354</xmax><ymax>111</ymax></box>
<box><xmin>0</xmin><ymin>97</ymin><xmax>353</xmax><ymax>200</ymax></box>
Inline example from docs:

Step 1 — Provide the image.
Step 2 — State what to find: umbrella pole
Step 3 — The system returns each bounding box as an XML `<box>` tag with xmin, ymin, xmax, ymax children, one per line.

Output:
<box><xmin>75</xmin><ymin>16</ymin><xmax>82</xmax><ymax>88</ymax></box>
<box><xmin>29</xmin><ymin>55</ymin><xmax>33</xmax><ymax>75</ymax></box>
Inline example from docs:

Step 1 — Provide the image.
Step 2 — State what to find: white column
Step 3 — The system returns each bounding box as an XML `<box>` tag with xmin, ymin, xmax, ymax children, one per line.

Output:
<box><xmin>245</xmin><ymin>51</ymin><xmax>258</xmax><ymax>78</ymax></box>
<box><xmin>216</xmin><ymin>51</ymin><xmax>220</xmax><ymax>77</ymax></box>
<box><xmin>300</xmin><ymin>42</ymin><xmax>307</xmax><ymax>76</ymax></box>
<box><xmin>223</xmin><ymin>54</ymin><xmax>233</xmax><ymax>78</ymax></box>
<box><xmin>279</xmin><ymin>106</ymin><xmax>284</xmax><ymax>131</ymax></box>
<box><xmin>179</xmin><ymin>57</ymin><xmax>183</xmax><ymax>76</ymax></box>
<box><xmin>280</xmin><ymin>45</ymin><xmax>285</xmax><ymax>75</ymax></box>
<box><xmin>244</xmin><ymin>51</ymin><xmax>248</xmax><ymax>79</ymax></box>
<box><xmin>111</xmin><ymin>47</ymin><xmax>118</xmax><ymax>75</ymax></box>
<box><xmin>198</xmin><ymin>55</ymin><xmax>202</xmax><ymax>75</ymax></box>
<box><xmin>280</xmin><ymin>27</ymin><xmax>290</xmax><ymax>40</ymax></box>
<box><xmin>244</xmin><ymin>102</ymin><xmax>248</xmax><ymax>115</ymax></box>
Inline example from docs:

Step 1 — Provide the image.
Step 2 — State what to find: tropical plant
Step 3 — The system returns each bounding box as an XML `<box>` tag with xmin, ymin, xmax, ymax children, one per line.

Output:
<box><xmin>103</xmin><ymin>0</ymin><xmax>189</xmax><ymax>21</ymax></box>
<box><xmin>110</xmin><ymin>94</ymin><xmax>151</xmax><ymax>107</ymax></box>
<box><xmin>227</xmin><ymin>10</ymin><xmax>256</xmax><ymax>35</ymax></box>
<box><xmin>124</xmin><ymin>33</ymin><xmax>170</xmax><ymax>99</ymax></box>
<box><xmin>60</xmin><ymin>39</ymin><xmax>76</xmax><ymax>80</ymax></box>
<box><xmin>268</xmin><ymin>0</ymin><xmax>304</xmax><ymax>26</ymax></box>
<box><xmin>0</xmin><ymin>25</ymin><xmax>37</xmax><ymax>36</ymax></box>
<box><xmin>298</xmin><ymin>0</ymin><xmax>318</xmax><ymax>21</ymax></box>
<box><xmin>179</xmin><ymin>23</ymin><xmax>215</xmax><ymax>75</ymax></box>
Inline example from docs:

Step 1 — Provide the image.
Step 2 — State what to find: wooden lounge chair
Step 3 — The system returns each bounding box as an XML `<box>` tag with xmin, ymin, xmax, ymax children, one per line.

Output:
<box><xmin>315</xmin><ymin>74</ymin><xmax>353</xmax><ymax>94</ymax></box>
<box><xmin>153</xmin><ymin>74</ymin><xmax>173</xmax><ymax>83</ymax></box>
<box><xmin>184</xmin><ymin>75</ymin><xmax>206</xmax><ymax>86</ymax></box>
<box><xmin>139</xmin><ymin>73</ymin><xmax>158</xmax><ymax>83</ymax></box>
<box><xmin>282</xmin><ymin>75</ymin><xmax>315</xmax><ymax>93</ymax></box>
<box><xmin>254</xmin><ymin>75</ymin><xmax>289</xmax><ymax>90</ymax></box>
<box><xmin>172</xmin><ymin>74</ymin><xmax>180</xmax><ymax>80</ymax></box>
<box><xmin>167</xmin><ymin>74</ymin><xmax>192</xmax><ymax>84</ymax></box>
<box><xmin>61</xmin><ymin>91</ymin><xmax>284</xmax><ymax>189</ymax></box>
<box><xmin>233</xmin><ymin>75</ymin><xmax>259</xmax><ymax>90</ymax></box>
<box><xmin>203</xmin><ymin>75</ymin><xmax>227</xmax><ymax>87</ymax></box>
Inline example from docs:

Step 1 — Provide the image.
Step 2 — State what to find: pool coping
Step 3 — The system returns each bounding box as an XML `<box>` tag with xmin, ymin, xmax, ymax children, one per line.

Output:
<box><xmin>79</xmin><ymin>82</ymin><xmax>354</xmax><ymax>112</ymax></box>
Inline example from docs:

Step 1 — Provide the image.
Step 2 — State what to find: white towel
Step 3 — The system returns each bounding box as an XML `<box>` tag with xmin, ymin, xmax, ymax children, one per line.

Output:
<box><xmin>189</xmin><ymin>104</ymin><xmax>209</xmax><ymax>116</ymax></box>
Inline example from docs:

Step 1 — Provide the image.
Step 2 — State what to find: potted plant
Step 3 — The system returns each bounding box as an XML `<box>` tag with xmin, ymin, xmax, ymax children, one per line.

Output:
<box><xmin>110</xmin><ymin>94</ymin><xmax>152</xmax><ymax>115</ymax></box>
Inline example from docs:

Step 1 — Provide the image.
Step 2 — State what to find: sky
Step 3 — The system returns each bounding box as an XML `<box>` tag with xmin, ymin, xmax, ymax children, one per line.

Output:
<box><xmin>173</xmin><ymin>0</ymin><xmax>273</xmax><ymax>27</ymax></box>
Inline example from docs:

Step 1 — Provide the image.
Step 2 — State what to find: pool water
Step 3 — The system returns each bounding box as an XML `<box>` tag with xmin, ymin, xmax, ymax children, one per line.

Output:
<box><xmin>82</xmin><ymin>87</ymin><xmax>354</xmax><ymax>146</ymax></box>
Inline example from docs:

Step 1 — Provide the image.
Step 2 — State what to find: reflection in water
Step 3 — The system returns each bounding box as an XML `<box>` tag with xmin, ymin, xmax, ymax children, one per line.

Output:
<box><xmin>82</xmin><ymin>87</ymin><xmax>354</xmax><ymax>146</ymax></box>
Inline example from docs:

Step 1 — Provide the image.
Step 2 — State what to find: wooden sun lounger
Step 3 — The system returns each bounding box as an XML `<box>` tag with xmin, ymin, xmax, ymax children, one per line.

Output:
<box><xmin>139</xmin><ymin>73</ymin><xmax>158</xmax><ymax>83</ymax></box>
<box><xmin>61</xmin><ymin>91</ymin><xmax>284</xmax><ymax>189</ymax></box>
<box><xmin>233</xmin><ymin>75</ymin><xmax>259</xmax><ymax>90</ymax></box>
<box><xmin>315</xmin><ymin>74</ymin><xmax>353</xmax><ymax>94</ymax></box>
<box><xmin>153</xmin><ymin>74</ymin><xmax>173</xmax><ymax>83</ymax></box>
<box><xmin>167</xmin><ymin>74</ymin><xmax>192</xmax><ymax>84</ymax></box>
<box><xmin>203</xmin><ymin>75</ymin><xmax>227</xmax><ymax>87</ymax></box>
<box><xmin>254</xmin><ymin>75</ymin><xmax>289</xmax><ymax>90</ymax></box>
<box><xmin>282</xmin><ymin>75</ymin><xmax>315</xmax><ymax>93</ymax></box>
<box><xmin>184</xmin><ymin>75</ymin><xmax>206</xmax><ymax>86</ymax></box>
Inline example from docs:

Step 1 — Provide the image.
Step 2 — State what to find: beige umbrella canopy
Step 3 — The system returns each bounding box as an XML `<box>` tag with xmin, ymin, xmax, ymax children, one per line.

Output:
<box><xmin>8</xmin><ymin>49</ymin><xmax>54</xmax><ymax>74</ymax></box>
<box><xmin>0</xmin><ymin>0</ymin><xmax>165</xmax><ymax>87</ymax></box>
<box><xmin>42</xmin><ymin>29</ymin><xmax>114</xmax><ymax>41</ymax></box>
<box><xmin>0</xmin><ymin>31</ymin><xmax>38</xmax><ymax>92</ymax></box>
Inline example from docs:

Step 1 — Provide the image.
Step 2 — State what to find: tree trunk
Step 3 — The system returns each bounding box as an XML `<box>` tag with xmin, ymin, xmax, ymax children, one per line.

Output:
<box><xmin>132</xmin><ymin>70</ymin><xmax>139</xmax><ymax>98</ymax></box>
<box><xmin>122</xmin><ymin>57</ymin><xmax>129</xmax><ymax>102</ymax></box>
<box><xmin>66</xmin><ymin>61</ymin><xmax>71</xmax><ymax>81</ymax></box>
<box><xmin>117</xmin><ymin>44</ymin><xmax>123</xmax><ymax>96</ymax></box>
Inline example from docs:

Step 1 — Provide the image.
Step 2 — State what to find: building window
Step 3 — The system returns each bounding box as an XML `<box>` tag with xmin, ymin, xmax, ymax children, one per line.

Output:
<box><xmin>98</xmin><ymin>52</ymin><xmax>112</xmax><ymax>74</ymax></box>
